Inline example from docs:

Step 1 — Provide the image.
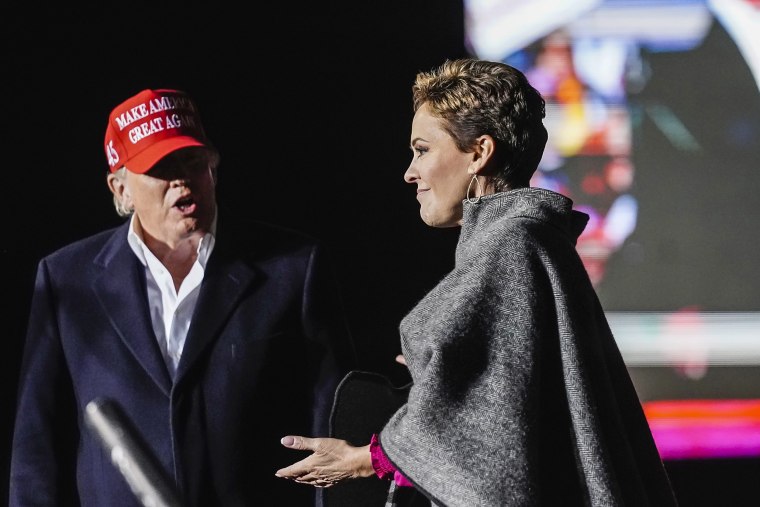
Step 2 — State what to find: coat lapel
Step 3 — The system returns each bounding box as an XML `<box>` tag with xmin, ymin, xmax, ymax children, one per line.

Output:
<box><xmin>91</xmin><ymin>218</ymin><xmax>259</xmax><ymax>391</ymax></box>
<box><xmin>173</xmin><ymin>239</ymin><xmax>258</xmax><ymax>385</ymax></box>
<box><xmin>92</xmin><ymin>223</ymin><xmax>173</xmax><ymax>395</ymax></box>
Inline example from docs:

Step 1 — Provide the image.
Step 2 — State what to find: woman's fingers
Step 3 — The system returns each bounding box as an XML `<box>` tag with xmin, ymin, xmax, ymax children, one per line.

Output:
<box><xmin>280</xmin><ymin>435</ymin><xmax>343</xmax><ymax>453</ymax></box>
<box><xmin>280</xmin><ymin>435</ymin><xmax>318</xmax><ymax>451</ymax></box>
<box><xmin>275</xmin><ymin>436</ymin><xmax>335</xmax><ymax>479</ymax></box>
<box><xmin>298</xmin><ymin>476</ymin><xmax>339</xmax><ymax>488</ymax></box>
<box><xmin>276</xmin><ymin>436</ymin><xmax>365</xmax><ymax>486</ymax></box>
<box><xmin>274</xmin><ymin>458</ymin><xmax>309</xmax><ymax>479</ymax></box>
<box><xmin>275</xmin><ymin>459</ymin><xmax>345</xmax><ymax>486</ymax></box>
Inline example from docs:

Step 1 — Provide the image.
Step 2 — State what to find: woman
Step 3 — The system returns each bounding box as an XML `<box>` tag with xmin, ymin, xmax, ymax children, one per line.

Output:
<box><xmin>276</xmin><ymin>59</ymin><xmax>677</xmax><ymax>506</ymax></box>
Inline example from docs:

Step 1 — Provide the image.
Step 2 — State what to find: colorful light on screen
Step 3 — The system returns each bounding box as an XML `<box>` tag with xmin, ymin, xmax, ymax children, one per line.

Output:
<box><xmin>462</xmin><ymin>0</ymin><xmax>760</xmax><ymax>463</ymax></box>
<box><xmin>644</xmin><ymin>399</ymin><xmax>760</xmax><ymax>460</ymax></box>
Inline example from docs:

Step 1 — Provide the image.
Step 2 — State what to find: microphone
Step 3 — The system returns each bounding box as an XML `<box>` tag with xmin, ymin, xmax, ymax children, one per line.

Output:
<box><xmin>84</xmin><ymin>398</ymin><xmax>183</xmax><ymax>507</ymax></box>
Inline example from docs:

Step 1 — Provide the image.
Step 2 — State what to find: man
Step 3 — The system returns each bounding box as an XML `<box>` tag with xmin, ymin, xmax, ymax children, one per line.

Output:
<box><xmin>10</xmin><ymin>88</ymin><xmax>356</xmax><ymax>506</ymax></box>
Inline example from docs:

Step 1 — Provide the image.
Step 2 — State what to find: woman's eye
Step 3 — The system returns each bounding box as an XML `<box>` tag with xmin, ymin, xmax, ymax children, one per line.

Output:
<box><xmin>414</xmin><ymin>147</ymin><xmax>428</xmax><ymax>157</ymax></box>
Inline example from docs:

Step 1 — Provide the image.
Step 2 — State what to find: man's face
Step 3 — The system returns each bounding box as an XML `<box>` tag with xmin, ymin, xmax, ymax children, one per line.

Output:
<box><xmin>122</xmin><ymin>148</ymin><xmax>217</xmax><ymax>246</ymax></box>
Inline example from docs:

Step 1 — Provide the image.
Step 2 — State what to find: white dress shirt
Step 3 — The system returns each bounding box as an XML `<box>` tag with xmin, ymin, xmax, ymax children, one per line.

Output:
<box><xmin>126</xmin><ymin>212</ymin><xmax>217</xmax><ymax>378</ymax></box>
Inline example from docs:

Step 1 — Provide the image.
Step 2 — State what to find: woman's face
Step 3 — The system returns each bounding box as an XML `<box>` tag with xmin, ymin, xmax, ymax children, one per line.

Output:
<box><xmin>404</xmin><ymin>103</ymin><xmax>473</xmax><ymax>228</ymax></box>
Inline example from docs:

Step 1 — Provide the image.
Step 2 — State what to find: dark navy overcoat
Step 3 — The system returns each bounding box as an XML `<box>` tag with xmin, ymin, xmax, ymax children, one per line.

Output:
<box><xmin>10</xmin><ymin>208</ymin><xmax>355</xmax><ymax>506</ymax></box>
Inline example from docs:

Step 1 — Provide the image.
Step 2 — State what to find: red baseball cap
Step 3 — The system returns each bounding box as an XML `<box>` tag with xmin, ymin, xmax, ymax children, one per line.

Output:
<box><xmin>104</xmin><ymin>89</ymin><xmax>212</xmax><ymax>174</ymax></box>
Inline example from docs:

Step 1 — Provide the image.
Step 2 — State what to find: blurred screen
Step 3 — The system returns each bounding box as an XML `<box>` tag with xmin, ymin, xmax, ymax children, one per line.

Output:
<box><xmin>464</xmin><ymin>0</ymin><xmax>760</xmax><ymax>459</ymax></box>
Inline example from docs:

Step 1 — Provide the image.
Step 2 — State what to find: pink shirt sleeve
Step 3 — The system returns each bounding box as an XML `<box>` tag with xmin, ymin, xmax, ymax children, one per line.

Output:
<box><xmin>369</xmin><ymin>433</ymin><xmax>413</xmax><ymax>488</ymax></box>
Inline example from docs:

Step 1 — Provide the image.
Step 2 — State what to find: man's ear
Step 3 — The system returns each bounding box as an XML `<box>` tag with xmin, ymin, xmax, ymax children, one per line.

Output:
<box><xmin>107</xmin><ymin>172</ymin><xmax>132</xmax><ymax>209</ymax></box>
<box><xmin>469</xmin><ymin>134</ymin><xmax>496</xmax><ymax>175</ymax></box>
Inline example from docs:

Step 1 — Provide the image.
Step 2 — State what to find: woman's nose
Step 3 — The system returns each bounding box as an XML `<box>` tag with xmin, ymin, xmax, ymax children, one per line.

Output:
<box><xmin>403</xmin><ymin>163</ymin><xmax>418</xmax><ymax>184</ymax></box>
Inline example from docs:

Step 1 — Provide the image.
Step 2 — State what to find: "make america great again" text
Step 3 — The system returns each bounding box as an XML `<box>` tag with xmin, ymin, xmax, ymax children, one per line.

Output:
<box><xmin>113</xmin><ymin>94</ymin><xmax>196</xmax><ymax>130</ymax></box>
<box><xmin>113</xmin><ymin>94</ymin><xmax>200</xmax><ymax>145</ymax></box>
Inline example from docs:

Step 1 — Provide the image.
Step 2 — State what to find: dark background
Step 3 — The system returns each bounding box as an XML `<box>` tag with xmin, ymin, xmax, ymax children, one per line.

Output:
<box><xmin>2</xmin><ymin>3</ymin><xmax>758</xmax><ymax>506</ymax></box>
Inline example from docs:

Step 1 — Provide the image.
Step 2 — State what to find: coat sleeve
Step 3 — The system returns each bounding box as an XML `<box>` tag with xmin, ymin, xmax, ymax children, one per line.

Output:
<box><xmin>10</xmin><ymin>259</ymin><xmax>79</xmax><ymax>506</ymax></box>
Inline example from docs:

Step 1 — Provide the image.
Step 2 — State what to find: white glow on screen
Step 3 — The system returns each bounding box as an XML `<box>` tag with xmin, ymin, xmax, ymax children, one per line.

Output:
<box><xmin>609</xmin><ymin>311</ymin><xmax>760</xmax><ymax>366</ymax></box>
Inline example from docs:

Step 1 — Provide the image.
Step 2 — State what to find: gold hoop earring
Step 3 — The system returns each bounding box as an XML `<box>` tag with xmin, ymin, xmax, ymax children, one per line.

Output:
<box><xmin>466</xmin><ymin>174</ymin><xmax>483</xmax><ymax>204</ymax></box>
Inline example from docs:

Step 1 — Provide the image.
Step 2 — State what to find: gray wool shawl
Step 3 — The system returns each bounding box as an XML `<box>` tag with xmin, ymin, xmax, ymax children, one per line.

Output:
<box><xmin>379</xmin><ymin>188</ymin><xmax>677</xmax><ymax>507</ymax></box>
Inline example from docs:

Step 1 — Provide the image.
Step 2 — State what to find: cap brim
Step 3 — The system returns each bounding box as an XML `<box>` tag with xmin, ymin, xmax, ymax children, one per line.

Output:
<box><xmin>120</xmin><ymin>136</ymin><xmax>208</xmax><ymax>174</ymax></box>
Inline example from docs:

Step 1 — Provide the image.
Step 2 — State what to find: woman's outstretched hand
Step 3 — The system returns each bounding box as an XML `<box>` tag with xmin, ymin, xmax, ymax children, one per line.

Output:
<box><xmin>275</xmin><ymin>436</ymin><xmax>374</xmax><ymax>488</ymax></box>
